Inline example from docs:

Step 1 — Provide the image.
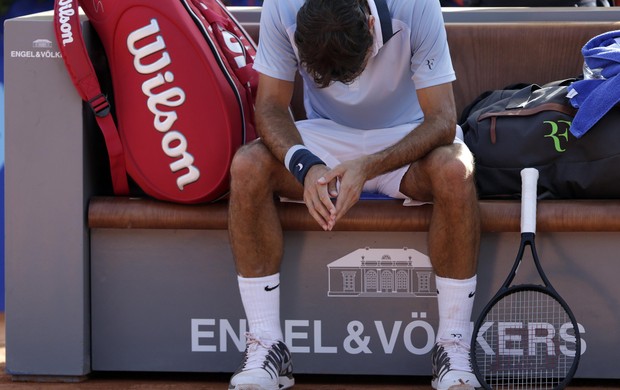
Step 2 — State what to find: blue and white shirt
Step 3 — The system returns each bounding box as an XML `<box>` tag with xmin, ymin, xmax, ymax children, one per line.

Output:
<box><xmin>253</xmin><ymin>0</ymin><xmax>455</xmax><ymax>129</ymax></box>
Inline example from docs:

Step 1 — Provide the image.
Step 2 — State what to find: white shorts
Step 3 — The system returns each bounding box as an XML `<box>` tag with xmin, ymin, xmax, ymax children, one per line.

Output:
<box><xmin>296</xmin><ymin>118</ymin><xmax>465</xmax><ymax>204</ymax></box>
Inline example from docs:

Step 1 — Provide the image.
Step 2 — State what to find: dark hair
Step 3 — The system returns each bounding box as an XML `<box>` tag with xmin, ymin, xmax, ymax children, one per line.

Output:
<box><xmin>294</xmin><ymin>0</ymin><xmax>373</xmax><ymax>88</ymax></box>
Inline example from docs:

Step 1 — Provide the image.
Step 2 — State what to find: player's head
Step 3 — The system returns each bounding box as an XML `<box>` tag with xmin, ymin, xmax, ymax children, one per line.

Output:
<box><xmin>294</xmin><ymin>0</ymin><xmax>374</xmax><ymax>88</ymax></box>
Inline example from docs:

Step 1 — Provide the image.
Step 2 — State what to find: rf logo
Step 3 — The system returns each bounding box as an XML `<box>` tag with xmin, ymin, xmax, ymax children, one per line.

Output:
<box><xmin>543</xmin><ymin>120</ymin><xmax>571</xmax><ymax>153</ymax></box>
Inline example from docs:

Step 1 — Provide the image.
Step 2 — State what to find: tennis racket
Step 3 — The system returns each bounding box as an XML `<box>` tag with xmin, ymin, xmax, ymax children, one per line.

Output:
<box><xmin>471</xmin><ymin>168</ymin><xmax>581</xmax><ymax>390</ymax></box>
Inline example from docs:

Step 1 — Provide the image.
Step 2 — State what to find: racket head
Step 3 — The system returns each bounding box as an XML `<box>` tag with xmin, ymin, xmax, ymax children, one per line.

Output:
<box><xmin>471</xmin><ymin>284</ymin><xmax>581</xmax><ymax>390</ymax></box>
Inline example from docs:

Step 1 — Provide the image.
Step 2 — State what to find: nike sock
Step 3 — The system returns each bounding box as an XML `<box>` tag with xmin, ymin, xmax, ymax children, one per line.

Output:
<box><xmin>238</xmin><ymin>273</ymin><xmax>283</xmax><ymax>342</ymax></box>
<box><xmin>435</xmin><ymin>274</ymin><xmax>477</xmax><ymax>344</ymax></box>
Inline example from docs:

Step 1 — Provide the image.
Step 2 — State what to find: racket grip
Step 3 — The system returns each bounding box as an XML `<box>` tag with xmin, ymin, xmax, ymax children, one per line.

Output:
<box><xmin>521</xmin><ymin>168</ymin><xmax>539</xmax><ymax>234</ymax></box>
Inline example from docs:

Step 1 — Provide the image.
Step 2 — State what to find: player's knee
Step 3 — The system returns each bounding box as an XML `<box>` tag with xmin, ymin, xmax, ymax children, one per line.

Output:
<box><xmin>230</xmin><ymin>142</ymin><xmax>273</xmax><ymax>186</ymax></box>
<box><xmin>427</xmin><ymin>145</ymin><xmax>476</xmax><ymax>197</ymax></box>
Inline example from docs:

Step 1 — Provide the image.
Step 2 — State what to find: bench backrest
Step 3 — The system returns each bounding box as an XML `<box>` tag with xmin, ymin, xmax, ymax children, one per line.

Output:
<box><xmin>448</xmin><ymin>21</ymin><xmax>620</xmax><ymax>116</ymax></box>
<box><xmin>240</xmin><ymin>14</ymin><xmax>620</xmax><ymax>118</ymax></box>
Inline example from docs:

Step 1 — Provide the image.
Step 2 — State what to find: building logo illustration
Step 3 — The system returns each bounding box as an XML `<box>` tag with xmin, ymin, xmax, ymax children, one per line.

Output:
<box><xmin>327</xmin><ymin>247</ymin><xmax>437</xmax><ymax>298</ymax></box>
<box><xmin>33</xmin><ymin>39</ymin><xmax>53</xmax><ymax>49</ymax></box>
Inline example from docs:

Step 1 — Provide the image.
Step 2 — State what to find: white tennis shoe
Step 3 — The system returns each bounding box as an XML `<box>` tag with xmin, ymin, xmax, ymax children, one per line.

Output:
<box><xmin>431</xmin><ymin>335</ymin><xmax>481</xmax><ymax>390</ymax></box>
<box><xmin>229</xmin><ymin>333</ymin><xmax>294</xmax><ymax>390</ymax></box>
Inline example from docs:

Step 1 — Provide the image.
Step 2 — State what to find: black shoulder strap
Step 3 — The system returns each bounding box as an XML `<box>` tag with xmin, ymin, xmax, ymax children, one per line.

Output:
<box><xmin>373</xmin><ymin>0</ymin><xmax>394</xmax><ymax>44</ymax></box>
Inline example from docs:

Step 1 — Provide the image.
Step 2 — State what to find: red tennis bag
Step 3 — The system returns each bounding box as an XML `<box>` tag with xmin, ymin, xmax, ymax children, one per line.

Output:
<box><xmin>54</xmin><ymin>0</ymin><xmax>258</xmax><ymax>203</ymax></box>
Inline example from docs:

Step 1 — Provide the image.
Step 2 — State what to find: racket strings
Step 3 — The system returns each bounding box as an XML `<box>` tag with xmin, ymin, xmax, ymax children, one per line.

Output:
<box><xmin>474</xmin><ymin>290</ymin><xmax>578</xmax><ymax>389</ymax></box>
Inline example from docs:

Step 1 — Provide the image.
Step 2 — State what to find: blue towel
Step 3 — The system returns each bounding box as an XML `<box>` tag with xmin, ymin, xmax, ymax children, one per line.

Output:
<box><xmin>567</xmin><ymin>30</ymin><xmax>620</xmax><ymax>138</ymax></box>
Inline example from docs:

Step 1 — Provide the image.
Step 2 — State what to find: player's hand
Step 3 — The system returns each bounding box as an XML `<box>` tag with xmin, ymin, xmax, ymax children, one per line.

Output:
<box><xmin>318</xmin><ymin>157</ymin><xmax>368</xmax><ymax>224</ymax></box>
<box><xmin>303</xmin><ymin>165</ymin><xmax>338</xmax><ymax>231</ymax></box>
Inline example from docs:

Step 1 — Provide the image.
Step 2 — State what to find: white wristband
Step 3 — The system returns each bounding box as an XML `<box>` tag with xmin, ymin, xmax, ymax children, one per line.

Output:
<box><xmin>284</xmin><ymin>145</ymin><xmax>309</xmax><ymax>172</ymax></box>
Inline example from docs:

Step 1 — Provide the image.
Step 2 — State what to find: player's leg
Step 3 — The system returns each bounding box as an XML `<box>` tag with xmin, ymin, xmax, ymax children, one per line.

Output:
<box><xmin>228</xmin><ymin>140</ymin><xmax>301</xmax><ymax>390</ymax></box>
<box><xmin>400</xmin><ymin>141</ymin><xmax>480</xmax><ymax>279</ymax></box>
<box><xmin>399</xmin><ymin>142</ymin><xmax>481</xmax><ymax>390</ymax></box>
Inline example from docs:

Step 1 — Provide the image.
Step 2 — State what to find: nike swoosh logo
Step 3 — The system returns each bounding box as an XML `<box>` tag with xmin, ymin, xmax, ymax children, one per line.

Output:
<box><xmin>468</xmin><ymin>291</ymin><xmax>475</xmax><ymax>298</ymax></box>
<box><xmin>296</xmin><ymin>163</ymin><xmax>303</xmax><ymax>171</ymax></box>
<box><xmin>264</xmin><ymin>284</ymin><xmax>280</xmax><ymax>292</ymax></box>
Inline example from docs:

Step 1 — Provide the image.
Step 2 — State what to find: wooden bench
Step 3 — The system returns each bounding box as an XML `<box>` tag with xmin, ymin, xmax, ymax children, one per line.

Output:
<box><xmin>88</xmin><ymin>18</ymin><xmax>620</xmax><ymax>232</ymax></box>
<box><xmin>83</xmin><ymin>14</ymin><xmax>620</xmax><ymax>379</ymax></box>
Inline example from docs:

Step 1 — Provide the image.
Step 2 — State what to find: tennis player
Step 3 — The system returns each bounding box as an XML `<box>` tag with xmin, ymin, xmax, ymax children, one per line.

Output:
<box><xmin>227</xmin><ymin>1</ymin><xmax>481</xmax><ymax>389</ymax></box>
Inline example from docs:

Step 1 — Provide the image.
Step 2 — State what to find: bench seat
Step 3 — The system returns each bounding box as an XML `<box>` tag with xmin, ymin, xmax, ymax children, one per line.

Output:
<box><xmin>89</xmin><ymin>197</ymin><xmax>620</xmax><ymax>232</ymax></box>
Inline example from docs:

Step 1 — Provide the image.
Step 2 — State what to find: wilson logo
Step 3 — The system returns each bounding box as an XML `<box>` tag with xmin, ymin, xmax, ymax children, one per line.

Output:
<box><xmin>57</xmin><ymin>0</ymin><xmax>75</xmax><ymax>46</ymax></box>
<box><xmin>544</xmin><ymin>119</ymin><xmax>572</xmax><ymax>153</ymax></box>
<box><xmin>127</xmin><ymin>19</ymin><xmax>200</xmax><ymax>191</ymax></box>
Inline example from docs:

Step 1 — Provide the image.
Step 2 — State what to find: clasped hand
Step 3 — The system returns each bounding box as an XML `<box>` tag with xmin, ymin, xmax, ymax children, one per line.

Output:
<box><xmin>302</xmin><ymin>158</ymin><xmax>368</xmax><ymax>231</ymax></box>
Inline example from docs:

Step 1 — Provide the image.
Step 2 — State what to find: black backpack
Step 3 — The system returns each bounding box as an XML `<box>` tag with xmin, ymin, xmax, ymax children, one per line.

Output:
<box><xmin>461</xmin><ymin>80</ymin><xmax>620</xmax><ymax>199</ymax></box>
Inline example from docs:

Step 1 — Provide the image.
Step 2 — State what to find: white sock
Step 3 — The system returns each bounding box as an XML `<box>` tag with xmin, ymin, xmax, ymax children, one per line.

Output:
<box><xmin>435</xmin><ymin>274</ymin><xmax>477</xmax><ymax>344</ymax></box>
<box><xmin>238</xmin><ymin>273</ymin><xmax>283</xmax><ymax>342</ymax></box>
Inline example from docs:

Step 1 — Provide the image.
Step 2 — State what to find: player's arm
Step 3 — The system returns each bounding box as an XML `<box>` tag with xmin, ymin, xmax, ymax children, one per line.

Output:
<box><xmin>255</xmin><ymin>73</ymin><xmax>337</xmax><ymax>230</ymax></box>
<box><xmin>254</xmin><ymin>73</ymin><xmax>301</xmax><ymax>160</ymax></box>
<box><xmin>320</xmin><ymin>82</ymin><xmax>457</xmax><ymax>221</ymax></box>
<box><xmin>364</xmin><ymin>81</ymin><xmax>457</xmax><ymax>177</ymax></box>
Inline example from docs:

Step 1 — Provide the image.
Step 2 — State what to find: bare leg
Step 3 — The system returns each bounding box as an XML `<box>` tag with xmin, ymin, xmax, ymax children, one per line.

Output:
<box><xmin>228</xmin><ymin>141</ymin><xmax>302</xmax><ymax>277</ymax></box>
<box><xmin>399</xmin><ymin>142</ymin><xmax>480</xmax><ymax>279</ymax></box>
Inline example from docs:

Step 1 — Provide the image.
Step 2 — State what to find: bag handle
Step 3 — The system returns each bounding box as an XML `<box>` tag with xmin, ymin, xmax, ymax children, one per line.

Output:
<box><xmin>505</xmin><ymin>79</ymin><xmax>577</xmax><ymax>109</ymax></box>
<box><xmin>505</xmin><ymin>84</ymin><xmax>541</xmax><ymax>109</ymax></box>
<box><xmin>54</xmin><ymin>0</ymin><xmax>129</xmax><ymax>195</ymax></box>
